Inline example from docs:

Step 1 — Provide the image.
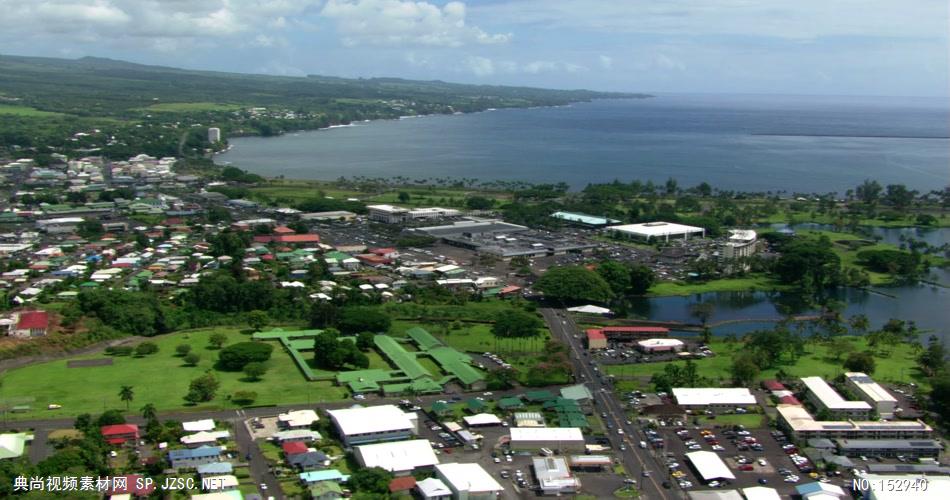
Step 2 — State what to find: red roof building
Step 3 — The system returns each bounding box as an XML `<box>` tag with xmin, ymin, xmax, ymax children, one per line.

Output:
<box><xmin>498</xmin><ymin>285</ymin><xmax>523</xmax><ymax>296</ymax></box>
<box><xmin>586</xmin><ymin>329</ymin><xmax>607</xmax><ymax>350</ymax></box>
<box><xmin>601</xmin><ymin>326</ymin><xmax>669</xmax><ymax>334</ymax></box>
<box><xmin>13</xmin><ymin>311</ymin><xmax>50</xmax><ymax>338</ymax></box>
<box><xmin>762</xmin><ymin>380</ymin><xmax>786</xmax><ymax>391</ymax></box>
<box><xmin>388</xmin><ymin>476</ymin><xmax>417</xmax><ymax>493</ymax></box>
<box><xmin>101</xmin><ymin>424</ymin><xmax>140</xmax><ymax>446</ymax></box>
<box><xmin>273</xmin><ymin>225</ymin><xmax>296</xmax><ymax>234</ymax></box>
<box><xmin>778</xmin><ymin>395</ymin><xmax>802</xmax><ymax>405</ymax></box>
<box><xmin>274</xmin><ymin>234</ymin><xmax>320</xmax><ymax>244</ymax></box>
<box><xmin>369</xmin><ymin>247</ymin><xmax>398</xmax><ymax>258</ymax></box>
<box><xmin>355</xmin><ymin>254</ymin><xmax>391</xmax><ymax>266</ymax></box>
<box><xmin>282</xmin><ymin>441</ymin><xmax>308</xmax><ymax>456</ymax></box>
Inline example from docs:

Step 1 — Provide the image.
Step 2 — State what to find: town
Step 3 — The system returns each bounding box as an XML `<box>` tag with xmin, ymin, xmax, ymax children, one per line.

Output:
<box><xmin>0</xmin><ymin>123</ymin><xmax>947</xmax><ymax>500</ymax></box>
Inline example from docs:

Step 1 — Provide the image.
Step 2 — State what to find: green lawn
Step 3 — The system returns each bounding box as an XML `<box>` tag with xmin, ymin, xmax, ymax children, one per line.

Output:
<box><xmin>695</xmin><ymin>413</ymin><xmax>765</xmax><ymax>429</ymax></box>
<box><xmin>603</xmin><ymin>336</ymin><xmax>927</xmax><ymax>390</ymax></box>
<box><xmin>0</xmin><ymin>104</ymin><xmax>65</xmax><ymax>117</ymax></box>
<box><xmin>756</xmin><ymin>211</ymin><xmax>950</xmax><ymax>228</ymax></box>
<box><xmin>0</xmin><ymin>327</ymin><xmax>346</xmax><ymax>420</ymax></box>
<box><xmin>142</xmin><ymin>102</ymin><xmax>242</xmax><ymax>112</ymax></box>
<box><xmin>649</xmin><ymin>274</ymin><xmax>785</xmax><ymax>297</ymax></box>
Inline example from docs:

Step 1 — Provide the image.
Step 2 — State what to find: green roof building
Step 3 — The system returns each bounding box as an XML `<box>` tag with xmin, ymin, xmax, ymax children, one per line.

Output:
<box><xmin>498</xmin><ymin>397</ymin><xmax>525</xmax><ymax>410</ymax></box>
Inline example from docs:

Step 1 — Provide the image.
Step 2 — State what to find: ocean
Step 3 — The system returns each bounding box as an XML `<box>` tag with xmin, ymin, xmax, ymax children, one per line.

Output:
<box><xmin>216</xmin><ymin>93</ymin><xmax>950</xmax><ymax>193</ymax></box>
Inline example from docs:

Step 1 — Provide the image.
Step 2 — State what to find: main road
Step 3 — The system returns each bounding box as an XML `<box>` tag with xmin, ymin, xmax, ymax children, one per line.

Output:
<box><xmin>541</xmin><ymin>307</ymin><xmax>684</xmax><ymax>500</ymax></box>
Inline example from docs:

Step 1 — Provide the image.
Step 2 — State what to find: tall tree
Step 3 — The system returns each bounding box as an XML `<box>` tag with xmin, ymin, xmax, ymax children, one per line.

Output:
<box><xmin>535</xmin><ymin>265</ymin><xmax>613</xmax><ymax>303</ymax></box>
<box><xmin>118</xmin><ymin>386</ymin><xmax>134</xmax><ymax>410</ymax></box>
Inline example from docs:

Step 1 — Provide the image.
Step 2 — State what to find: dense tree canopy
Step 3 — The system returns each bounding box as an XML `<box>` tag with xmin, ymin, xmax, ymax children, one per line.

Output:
<box><xmin>337</xmin><ymin>307</ymin><xmax>391</xmax><ymax>334</ymax></box>
<box><xmin>217</xmin><ymin>342</ymin><xmax>274</xmax><ymax>371</ymax></box>
<box><xmin>535</xmin><ymin>265</ymin><xmax>613</xmax><ymax>303</ymax></box>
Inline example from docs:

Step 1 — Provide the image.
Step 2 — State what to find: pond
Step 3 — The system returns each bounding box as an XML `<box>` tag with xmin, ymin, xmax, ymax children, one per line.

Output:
<box><xmin>630</xmin><ymin>281</ymin><xmax>950</xmax><ymax>342</ymax></box>
<box><xmin>767</xmin><ymin>223</ymin><xmax>950</xmax><ymax>247</ymax></box>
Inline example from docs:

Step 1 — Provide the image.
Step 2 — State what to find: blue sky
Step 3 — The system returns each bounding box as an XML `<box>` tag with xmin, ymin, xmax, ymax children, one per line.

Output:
<box><xmin>1</xmin><ymin>0</ymin><xmax>947</xmax><ymax>97</ymax></box>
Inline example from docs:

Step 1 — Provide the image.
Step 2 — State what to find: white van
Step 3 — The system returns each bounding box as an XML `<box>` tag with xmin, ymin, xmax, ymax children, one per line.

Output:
<box><xmin>540</xmin><ymin>447</ymin><xmax>554</xmax><ymax>456</ymax></box>
<box><xmin>639</xmin><ymin>441</ymin><xmax>647</xmax><ymax>449</ymax></box>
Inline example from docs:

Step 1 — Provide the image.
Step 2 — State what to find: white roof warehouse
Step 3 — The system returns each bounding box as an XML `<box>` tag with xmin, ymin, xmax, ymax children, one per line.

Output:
<box><xmin>673</xmin><ymin>388</ymin><xmax>756</xmax><ymax>407</ymax></box>
<box><xmin>326</xmin><ymin>405</ymin><xmax>417</xmax><ymax>445</ymax></box>
<box><xmin>353</xmin><ymin>439</ymin><xmax>439</xmax><ymax>475</ymax></box>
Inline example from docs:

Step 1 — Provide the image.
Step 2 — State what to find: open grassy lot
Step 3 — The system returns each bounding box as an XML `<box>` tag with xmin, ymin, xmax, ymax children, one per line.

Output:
<box><xmin>142</xmin><ymin>102</ymin><xmax>242</xmax><ymax>112</ymax></box>
<box><xmin>604</xmin><ymin>336</ymin><xmax>927</xmax><ymax>390</ymax></box>
<box><xmin>390</xmin><ymin>319</ymin><xmax>548</xmax><ymax>354</ymax></box>
<box><xmin>0</xmin><ymin>327</ymin><xmax>346</xmax><ymax>420</ymax></box>
<box><xmin>695</xmin><ymin>413</ymin><xmax>765</xmax><ymax>429</ymax></box>
<box><xmin>250</xmin><ymin>180</ymin><xmax>366</xmax><ymax>203</ymax></box>
<box><xmin>649</xmin><ymin>274</ymin><xmax>786</xmax><ymax>297</ymax></box>
<box><xmin>0</xmin><ymin>104</ymin><xmax>66</xmax><ymax>117</ymax></box>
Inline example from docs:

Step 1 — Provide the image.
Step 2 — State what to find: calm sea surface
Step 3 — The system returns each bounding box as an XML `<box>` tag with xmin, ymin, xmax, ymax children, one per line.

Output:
<box><xmin>217</xmin><ymin>93</ymin><xmax>950</xmax><ymax>194</ymax></box>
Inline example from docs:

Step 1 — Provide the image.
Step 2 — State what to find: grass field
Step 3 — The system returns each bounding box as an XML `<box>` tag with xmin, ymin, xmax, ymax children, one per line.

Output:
<box><xmin>603</xmin><ymin>336</ymin><xmax>927</xmax><ymax>390</ymax></box>
<box><xmin>250</xmin><ymin>179</ymin><xmax>511</xmax><ymax>207</ymax></box>
<box><xmin>0</xmin><ymin>327</ymin><xmax>346</xmax><ymax>420</ymax></box>
<box><xmin>0</xmin><ymin>104</ymin><xmax>66</xmax><ymax>117</ymax></box>
<box><xmin>250</xmin><ymin>181</ymin><xmax>366</xmax><ymax>203</ymax></box>
<box><xmin>142</xmin><ymin>102</ymin><xmax>242</xmax><ymax>112</ymax></box>
<box><xmin>649</xmin><ymin>275</ymin><xmax>786</xmax><ymax>297</ymax></box>
<box><xmin>695</xmin><ymin>413</ymin><xmax>765</xmax><ymax>429</ymax></box>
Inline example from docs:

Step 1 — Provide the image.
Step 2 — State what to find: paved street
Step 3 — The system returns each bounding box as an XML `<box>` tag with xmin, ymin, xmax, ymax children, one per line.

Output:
<box><xmin>542</xmin><ymin>307</ymin><xmax>685</xmax><ymax>500</ymax></box>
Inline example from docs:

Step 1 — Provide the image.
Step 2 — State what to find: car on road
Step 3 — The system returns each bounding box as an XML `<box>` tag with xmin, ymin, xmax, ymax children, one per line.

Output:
<box><xmin>494</xmin><ymin>457</ymin><xmax>501</xmax><ymax>463</ymax></box>
<box><xmin>260</xmin><ymin>483</ymin><xmax>268</xmax><ymax>491</ymax></box>
<box><xmin>619</xmin><ymin>444</ymin><xmax>626</xmax><ymax>451</ymax></box>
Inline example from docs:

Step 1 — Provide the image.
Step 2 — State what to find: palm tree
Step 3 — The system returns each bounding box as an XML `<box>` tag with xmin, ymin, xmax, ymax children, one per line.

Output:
<box><xmin>140</xmin><ymin>403</ymin><xmax>157</xmax><ymax>422</ymax></box>
<box><xmin>119</xmin><ymin>386</ymin><xmax>134</xmax><ymax>410</ymax></box>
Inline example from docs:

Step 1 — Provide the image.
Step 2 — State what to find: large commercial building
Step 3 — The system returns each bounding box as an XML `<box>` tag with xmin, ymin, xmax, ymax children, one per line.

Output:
<box><xmin>844</xmin><ymin>372</ymin><xmax>898</xmax><ymax>419</ymax></box>
<box><xmin>551</xmin><ymin>211</ymin><xmax>620</xmax><ymax>227</ymax></box>
<box><xmin>775</xmin><ymin>404</ymin><xmax>933</xmax><ymax>440</ymax></box>
<box><xmin>836</xmin><ymin>439</ymin><xmax>943</xmax><ymax>459</ymax></box>
<box><xmin>672</xmin><ymin>388</ymin><xmax>757</xmax><ymax>413</ymax></box>
<box><xmin>508</xmin><ymin>428</ymin><xmax>585</xmax><ymax>452</ymax></box>
<box><xmin>434</xmin><ymin>463</ymin><xmax>504</xmax><ymax>500</ymax></box>
<box><xmin>532</xmin><ymin>457</ymin><xmax>581</xmax><ymax>496</ymax></box>
<box><xmin>353</xmin><ymin>439</ymin><xmax>439</xmax><ymax>475</ymax></box>
<box><xmin>367</xmin><ymin>204</ymin><xmax>460</xmax><ymax>224</ymax></box>
<box><xmin>801</xmin><ymin>376</ymin><xmax>872</xmax><ymax>420</ymax></box>
<box><xmin>585</xmin><ymin>326</ymin><xmax>670</xmax><ymax>342</ymax></box>
<box><xmin>722</xmin><ymin>230</ymin><xmax>758</xmax><ymax>259</ymax></box>
<box><xmin>606</xmin><ymin>221</ymin><xmax>705</xmax><ymax>242</ymax></box>
<box><xmin>410</xmin><ymin>219</ymin><xmax>596</xmax><ymax>259</ymax></box>
<box><xmin>326</xmin><ymin>405</ymin><xmax>418</xmax><ymax>446</ymax></box>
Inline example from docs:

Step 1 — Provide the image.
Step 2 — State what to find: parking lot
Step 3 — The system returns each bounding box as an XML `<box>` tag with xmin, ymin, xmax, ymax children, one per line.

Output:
<box><xmin>639</xmin><ymin>419</ymin><xmax>835</xmax><ymax>496</ymax></box>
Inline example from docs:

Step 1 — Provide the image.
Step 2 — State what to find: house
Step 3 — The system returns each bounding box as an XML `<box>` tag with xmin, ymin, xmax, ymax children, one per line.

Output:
<box><xmin>272</xmin><ymin>429</ymin><xmax>321</xmax><ymax>443</ymax></box>
<box><xmin>182</xmin><ymin>419</ymin><xmax>216</xmax><ymax>432</ymax></box>
<box><xmin>197</xmin><ymin>462</ymin><xmax>234</xmax><ymax>478</ymax></box>
<box><xmin>181</xmin><ymin>431</ymin><xmax>230</xmax><ymax>448</ymax></box>
<box><xmin>168</xmin><ymin>446</ymin><xmax>221</xmax><ymax>470</ymax></box>
<box><xmin>277</xmin><ymin>409</ymin><xmax>319</xmax><ymax>429</ymax></box>
<box><xmin>795</xmin><ymin>482</ymin><xmax>846</xmax><ymax>499</ymax></box>
<box><xmin>308</xmin><ymin>480</ymin><xmax>344</xmax><ymax>500</ymax></box>
<box><xmin>11</xmin><ymin>311</ymin><xmax>49</xmax><ymax>338</ymax></box>
<box><xmin>533</xmin><ymin>457</ymin><xmax>581</xmax><ymax>496</ymax></box>
<box><xmin>288</xmin><ymin>451</ymin><xmax>329</xmax><ymax>471</ymax></box>
<box><xmin>202</xmin><ymin>475</ymin><xmax>238</xmax><ymax>492</ymax></box>
<box><xmin>282</xmin><ymin>441</ymin><xmax>309</xmax><ymax>456</ymax></box>
<box><xmin>389</xmin><ymin>476</ymin><xmax>417</xmax><ymax>495</ymax></box>
<box><xmin>299</xmin><ymin>469</ymin><xmax>349</xmax><ymax>485</ymax></box>
<box><xmin>416</xmin><ymin>477</ymin><xmax>452</xmax><ymax>499</ymax></box>
<box><xmin>101</xmin><ymin>424</ymin><xmax>139</xmax><ymax>446</ymax></box>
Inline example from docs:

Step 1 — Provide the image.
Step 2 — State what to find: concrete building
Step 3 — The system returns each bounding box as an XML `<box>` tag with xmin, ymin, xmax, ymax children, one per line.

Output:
<box><xmin>585</xmin><ymin>329</ymin><xmax>607</xmax><ymax>350</ymax></box>
<box><xmin>607</xmin><ymin>221</ymin><xmax>705</xmax><ymax>242</ymax></box>
<box><xmin>367</xmin><ymin>204</ymin><xmax>460</xmax><ymax>223</ymax></box>
<box><xmin>434</xmin><ymin>463</ymin><xmax>504</xmax><ymax>500</ymax></box>
<box><xmin>637</xmin><ymin>338</ymin><xmax>685</xmax><ymax>353</ymax></box>
<box><xmin>278</xmin><ymin>409</ymin><xmax>319</xmax><ymax>429</ymax></box>
<box><xmin>532</xmin><ymin>457</ymin><xmax>581</xmax><ymax>496</ymax></box>
<box><xmin>776</xmin><ymin>405</ymin><xmax>933</xmax><ymax>440</ymax></box>
<box><xmin>723</xmin><ymin>230</ymin><xmax>758</xmax><ymax>259</ymax></box>
<box><xmin>672</xmin><ymin>388</ymin><xmax>756</xmax><ymax>413</ymax></box>
<box><xmin>836</xmin><ymin>439</ymin><xmax>943</xmax><ymax>459</ymax></box>
<box><xmin>801</xmin><ymin>376</ymin><xmax>872</xmax><ymax>420</ymax></box>
<box><xmin>326</xmin><ymin>405</ymin><xmax>417</xmax><ymax>446</ymax></box>
<box><xmin>300</xmin><ymin>211</ymin><xmax>358</xmax><ymax>222</ymax></box>
<box><xmin>208</xmin><ymin>127</ymin><xmax>221</xmax><ymax>143</ymax></box>
<box><xmin>844</xmin><ymin>372</ymin><xmax>898</xmax><ymax>419</ymax></box>
<box><xmin>36</xmin><ymin>217</ymin><xmax>84</xmax><ymax>234</ymax></box>
<box><xmin>353</xmin><ymin>439</ymin><xmax>439</xmax><ymax>475</ymax></box>
<box><xmin>509</xmin><ymin>427</ymin><xmax>585</xmax><ymax>452</ymax></box>
<box><xmin>11</xmin><ymin>311</ymin><xmax>49</xmax><ymax>338</ymax></box>
<box><xmin>551</xmin><ymin>211</ymin><xmax>619</xmax><ymax>227</ymax></box>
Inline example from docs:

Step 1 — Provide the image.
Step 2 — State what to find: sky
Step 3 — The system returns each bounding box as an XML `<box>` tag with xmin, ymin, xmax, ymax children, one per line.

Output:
<box><xmin>0</xmin><ymin>0</ymin><xmax>947</xmax><ymax>97</ymax></box>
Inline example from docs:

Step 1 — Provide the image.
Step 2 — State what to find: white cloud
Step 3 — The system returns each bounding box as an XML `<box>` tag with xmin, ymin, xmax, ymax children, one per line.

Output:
<box><xmin>321</xmin><ymin>0</ymin><xmax>511</xmax><ymax>47</ymax></box>
<box><xmin>0</xmin><ymin>0</ymin><xmax>322</xmax><ymax>47</ymax></box>
<box><xmin>523</xmin><ymin>60</ymin><xmax>585</xmax><ymax>74</ymax></box>
<box><xmin>598</xmin><ymin>55</ymin><xmax>613</xmax><ymax>69</ymax></box>
<box><xmin>466</xmin><ymin>55</ymin><xmax>495</xmax><ymax>76</ymax></box>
